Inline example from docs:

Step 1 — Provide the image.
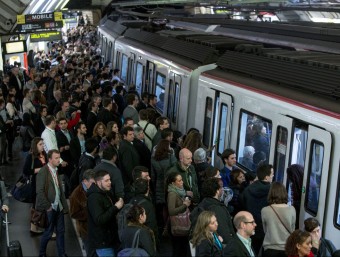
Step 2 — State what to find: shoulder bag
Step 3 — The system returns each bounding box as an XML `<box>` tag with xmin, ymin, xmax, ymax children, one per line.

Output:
<box><xmin>270</xmin><ymin>205</ymin><xmax>292</xmax><ymax>234</ymax></box>
<box><xmin>31</xmin><ymin>169</ymin><xmax>49</xmax><ymax>228</ymax></box>
<box><xmin>170</xmin><ymin>207</ymin><xmax>191</xmax><ymax>236</ymax></box>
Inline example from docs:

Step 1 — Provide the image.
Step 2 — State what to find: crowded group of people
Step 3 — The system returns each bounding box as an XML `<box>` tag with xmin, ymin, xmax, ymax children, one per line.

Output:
<box><xmin>0</xmin><ymin>22</ymin><xmax>339</xmax><ymax>257</ymax></box>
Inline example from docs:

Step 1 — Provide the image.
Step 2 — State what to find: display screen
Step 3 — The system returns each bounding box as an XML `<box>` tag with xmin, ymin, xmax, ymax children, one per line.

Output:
<box><xmin>5</xmin><ymin>41</ymin><xmax>25</xmax><ymax>54</ymax></box>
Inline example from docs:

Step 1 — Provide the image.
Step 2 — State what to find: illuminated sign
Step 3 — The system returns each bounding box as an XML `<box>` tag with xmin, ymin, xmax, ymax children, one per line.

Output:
<box><xmin>3</xmin><ymin>41</ymin><xmax>26</xmax><ymax>54</ymax></box>
<box><xmin>30</xmin><ymin>31</ymin><xmax>62</xmax><ymax>42</ymax></box>
<box><xmin>16</xmin><ymin>21</ymin><xmax>63</xmax><ymax>32</ymax></box>
<box><xmin>17</xmin><ymin>12</ymin><xmax>63</xmax><ymax>24</ymax></box>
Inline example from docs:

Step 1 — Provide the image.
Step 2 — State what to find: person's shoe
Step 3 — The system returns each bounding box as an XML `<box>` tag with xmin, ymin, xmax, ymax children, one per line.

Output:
<box><xmin>30</xmin><ymin>223</ymin><xmax>44</xmax><ymax>234</ymax></box>
<box><xmin>51</xmin><ymin>232</ymin><xmax>56</xmax><ymax>239</ymax></box>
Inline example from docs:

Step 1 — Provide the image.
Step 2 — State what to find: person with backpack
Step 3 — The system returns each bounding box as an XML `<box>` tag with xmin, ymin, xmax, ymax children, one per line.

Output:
<box><xmin>119</xmin><ymin>204</ymin><xmax>156</xmax><ymax>257</ymax></box>
<box><xmin>87</xmin><ymin>170</ymin><xmax>124</xmax><ymax>257</ymax></box>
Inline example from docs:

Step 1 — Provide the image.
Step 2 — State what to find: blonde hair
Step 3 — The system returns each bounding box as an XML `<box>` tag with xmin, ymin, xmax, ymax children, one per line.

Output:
<box><xmin>191</xmin><ymin>211</ymin><xmax>216</xmax><ymax>247</ymax></box>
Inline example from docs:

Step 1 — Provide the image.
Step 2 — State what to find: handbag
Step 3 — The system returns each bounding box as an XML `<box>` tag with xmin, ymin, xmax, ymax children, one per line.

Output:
<box><xmin>30</xmin><ymin>168</ymin><xmax>50</xmax><ymax>229</ymax></box>
<box><xmin>31</xmin><ymin>208</ymin><xmax>48</xmax><ymax>228</ymax></box>
<box><xmin>11</xmin><ymin>175</ymin><xmax>33</xmax><ymax>203</ymax></box>
<box><xmin>170</xmin><ymin>208</ymin><xmax>191</xmax><ymax>236</ymax></box>
<box><xmin>117</xmin><ymin>229</ymin><xmax>149</xmax><ymax>257</ymax></box>
<box><xmin>270</xmin><ymin>205</ymin><xmax>292</xmax><ymax>234</ymax></box>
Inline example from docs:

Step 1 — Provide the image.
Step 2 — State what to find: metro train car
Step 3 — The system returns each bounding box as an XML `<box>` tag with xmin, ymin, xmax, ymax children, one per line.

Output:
<box><xmin>98</xmin><ymin>20</ymin><xmax>340</xmax><ymax>248</ymax></box>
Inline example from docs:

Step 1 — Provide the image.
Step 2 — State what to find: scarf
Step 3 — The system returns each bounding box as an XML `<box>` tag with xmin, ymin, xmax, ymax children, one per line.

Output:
<box><xmin>167</xmin><ymin>184</ymin><xmax>186</xmax><ymax>198</ymax></box>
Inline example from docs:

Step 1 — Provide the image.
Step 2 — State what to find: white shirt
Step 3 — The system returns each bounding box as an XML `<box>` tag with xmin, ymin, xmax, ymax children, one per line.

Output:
<box><xmin>41</xmin><ymin>126</ymin><xmax>58</xmax><ymax>153</ymax></box>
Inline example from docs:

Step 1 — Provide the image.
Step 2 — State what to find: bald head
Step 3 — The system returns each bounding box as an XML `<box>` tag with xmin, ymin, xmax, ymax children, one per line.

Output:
<box><xmin>233</xmin><ymin>211</ymin><xmax>256</xmax><ymax>238</ymax></box>
<box><xmin>179</xmin><ymin>148</ymin><xmax>192</xmax><ymax>169</ymax></box>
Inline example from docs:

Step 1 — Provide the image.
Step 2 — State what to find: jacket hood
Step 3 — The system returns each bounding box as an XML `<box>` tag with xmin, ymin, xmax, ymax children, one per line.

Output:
<box><xmin>246</xmin><ymin>180</ymin><xmax>271</xmax><ymax>198</ymax></box>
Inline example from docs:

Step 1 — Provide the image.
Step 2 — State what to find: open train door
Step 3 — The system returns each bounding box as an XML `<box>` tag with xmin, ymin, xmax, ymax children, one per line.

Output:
<box><xmin>299</xmin><ymin>126</ymin><xmax>332</xmax><ymax>230</ymax></box>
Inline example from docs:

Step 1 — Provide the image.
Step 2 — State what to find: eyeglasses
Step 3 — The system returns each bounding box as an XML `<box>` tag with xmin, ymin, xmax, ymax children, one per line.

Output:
<box><xmin>243</xmin><ymin>220</ymin><xmax>256</xmax><ymax>225</ymax></box>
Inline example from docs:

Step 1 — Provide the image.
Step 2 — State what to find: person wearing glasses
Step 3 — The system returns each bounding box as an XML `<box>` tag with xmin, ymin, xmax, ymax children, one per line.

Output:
<box><xmin>223</xmin><ymin>211</ymin><xmax>257</xmax><ymax>257</ymax></box>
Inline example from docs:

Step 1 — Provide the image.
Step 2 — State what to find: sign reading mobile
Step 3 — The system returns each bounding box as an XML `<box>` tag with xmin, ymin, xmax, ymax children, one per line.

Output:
<box><xmin>17</xmin><ymin>12</ymin><xmax>62</xmax><ymax>24</ymax></box>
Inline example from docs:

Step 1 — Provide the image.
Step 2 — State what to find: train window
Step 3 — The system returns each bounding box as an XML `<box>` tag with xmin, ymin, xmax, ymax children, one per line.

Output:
<box><xmin>237</xmin><ymin>111</ymin><xmax>272</xmax><ymax>173</ymax></box>
<box><xmin>336</xmin><ymin>163</ymin><xmax>340</xmax><ymax>227</ymax></box>
<box><xmin>121</xmin><ymin>54</ymin><xmax>128</xmax><ymax>82</ymax></box>
<box><xmin>167</xmin><ymin>79</ymin><xmax>174</xmax><ymax>120</ymax></box>
<box><xmin>135</xmin><ymin>62</ymin><xmax>143</xmax><ymax>95</ymax></box>
<box><xmin>290</xmin><ymin>123</ymin><xmax>308</xmax><ymax>167</ymax></box>
<box><xmin>173</xmin><ymin>82</ymin><xmax>180</xmax><ymax>122</ymax></box>
<box><xmin>115</xmin><ymin>51</ymin><xmax>121</xmax><ymax>70</ymax></box>
<box><xmin>305</xmin><ymin>141</ymin><xmax>324</xmax><ymax>216</ymax></box>
<box><xmin>217</xmin><ymin>104</ymin><xmax>228</xmax><ymax>154</ymax></box>
<box><xmin>155</xmin><ymin>72</ymin><xmax>166</xmax><ymax>114</ymax></box>
<box><xmin>274</xmin><ymin>126</ymin><xmax>288</xmax><ymax>183</ymax></box>
<box><xmin>107</xmin><ymin>42</ymin><xmax>113</xmax><ymax>63</ymax></box>
<box><xmin>203</xmin><ymin>97</ymin><xmax>213</xmax><ymax>147</ymax></box>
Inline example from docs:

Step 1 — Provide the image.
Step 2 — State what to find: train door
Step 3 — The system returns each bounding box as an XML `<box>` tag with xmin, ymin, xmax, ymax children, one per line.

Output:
<box><xmin>299</xmin><ymin>126</ymin><xmax>332</xmax><ymax>229</ymax></box>
<box><xmin>135</xmin><ymin>62</ymin><xmax>145</xmax><ymax>96</ymax></box>
<box><xmin>127</xmin><ymin>53</ymin><xmax>135</xmax><ymax>86</ymax></box>
<box><xmin>167</xmin><ymin>72</ymin><xmax>181</xmax><ymax>129</ymax></box>
<box><xmin>201</xmin><ymin>88</ymin><xmax>233</xmax><ymax>168</ymax></box>
<box><xmin>272</xmin><ymin>115</ymin><xmax>293</xmax><ymax>183</ymax></box>
<box><xmin>146</xmin><ymin>61</ymin><xmax>155</xmax><ymax>93</ymax></box>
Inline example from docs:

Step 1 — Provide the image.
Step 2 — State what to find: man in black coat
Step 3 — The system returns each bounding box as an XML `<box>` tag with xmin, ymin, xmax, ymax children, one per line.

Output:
<box><xmin>86</xmin><ymin>101</ymin><xmax>98</xmax><ymax>138</ymax></box>
<box><xmin>222</xmin><ymin>211</ymin><xmax>257</xmax><ymax>257</ymax></box>
<box><xmin>119</xmin><ymin>127</ymin><xmax>140</xmax><ymax>186</ymax></box>
<box><xmin>87</xmin><ymin>170</ymin><xmax>124</xmax><ymax>257</ymax></box>
<box><xmin>97</xmin><ymin>97</ymin><xmax>117</xmax><ymax>126</ymax></box>
<box><xmin>70</xmin><ymin>122</ymin><xmax>87</xmax><ymax>167</ymax></box>
<box><xmin>239</xmin><ymin>164</ymin><xmax>273</xmax><ymax>255</ymax></box>
<box><xmin>195</xmin><ymin>177</ymin><xmax>235</xmax><ymax>244</ymax></box>
<box><xmin>133</xmin><ymin>126</ymin><xmax>151</xmax><ymax>170</ymax></box>
<box><xmin>77</xmin><ymin>138</ymin><xmax>99</xmax><ymax>183</ymax></box>
<box><xmin>56</xmin><ymin>118</ymin><xmax>74</xmax><ymax>197</ymax></box>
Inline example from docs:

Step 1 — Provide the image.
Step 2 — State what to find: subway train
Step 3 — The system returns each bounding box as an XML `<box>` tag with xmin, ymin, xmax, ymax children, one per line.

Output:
<box><xmin>98</xmin><ymin>18</ymin><xmax>340</xmax><ymax>248</ymax></box>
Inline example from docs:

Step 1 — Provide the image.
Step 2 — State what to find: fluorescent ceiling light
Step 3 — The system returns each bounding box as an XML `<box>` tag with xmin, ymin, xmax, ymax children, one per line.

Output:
<box><xmin>31</xmin><ymin>0</ymin><xmax>46</xmax><ymax>14</ymax></box>
<box><xmin>61</xmin><ymin>0</ymin><xmax>70</xmax><ymax>10</ymax></box>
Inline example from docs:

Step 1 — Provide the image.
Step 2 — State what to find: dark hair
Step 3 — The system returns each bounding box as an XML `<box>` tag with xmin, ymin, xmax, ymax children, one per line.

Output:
<box><xmin>166</xmin><ymin>172</ymin><xmax>181</xmax><ymax>186</ymax></box>
<box><xmin>121</xmin><ymin>126</ymin><xmax>134</xmax><ymax>136</ymax></box>
<box><xmin>221</xmin><ymin>148</ymin><xmax>235</xmax><ymax>162</ymax></box>
<box><xmin>154</xmin><ymin>139</ymin><xmax>171</xmax><ymax>161</ymax></box>
<box><xmin>102</xmin><ymin>97</ymin><xmax>112</xmax><ymax>108</ymax></box>
<box><xmin>304</xmin><ymin>217</ymin><xmax>320</xmax><ymax>232</ymax></box>
<box><xmin>75</xmin><ymin>121</ymin><xmax>86</xmax><ymax>132</ymax></box>
<box><xmin>47</xmin><ymin>149</ymin><xmax>60</xmax><ymax>159</ymax></box>
<box><xmin>139</xmin><ymin>109</ymin><xmax>148</xmax><ymax>120</ymax></box>
<box><xmin>134</xmin><ymin>178</ymin><xmax>149</xmax><ymax>195</ymax></box>
<box><xmin>45</xmin><ymin>115</ymin><xmax>55</xmax><ymax>126</ymax></box>
<box><xmin>94</xmin><ymin>170</ymin><xmax>109</xmax><ymax>182</ymax></box>
<box><xmin>201</xmin><ymin>178</ymin><xmax>221</xmax><ymax>198</ymax></box>
<box><xmin>285</xmin><ymin>229</ymin><xmax>311</xmax><ymax>256</ymax></box>
<box><xmin>257</xmin><ymin>164</ymin><xmax>273</xmax><ymax>181</ymax></box>
<box><xmin>155</xmin><ymin>116</ymin><xmax>168</xmax><ymax>128</ymax></box>
<box><xmin>58</xmin><ymin>117</ymin><xmax>67</xmax><ymax>124</ymax></box>
<box><xmin>102</xmin><ymin>146</ymin><xmax>117</xmax><ymax>160</ymax></box>
<box><xmin>132</xmin><ymin>166</ymin><xmax>149</xmax><ymax>180</ymax></box>
<box><xmin>85</xmin><ymin>138</ymin><xmax>99</xmax><ymax>153</ymax></box>
<box><xmin>127</xmin><ymin>205</ymin><xmax>145</xmax><ymax>224</ymax></box>
<box><xmin>204</xmin><ymin>166</ymin><xmax>219</xmax><ymax>178</ymax></box>
<box><xmin>230</xmin><ymin>168</ymin><xmax>245</xmax><ymax>185</ymax></box>
<box><xmin>126</xmin><ymin>93</ymin><xmax>136</xmax><ymax>105</ymax></box>
<box><xmin>124</xmin><ymin>117</ymin><xmax>133</xmax><ymax>126</ymax></box>
<box><xmin>267</xmin><ymin>182</ymin><xmax>288</xmax><ymax>204</ymax></box>
<box><xmin>106</xmin><ymin>131</ymin><xmax>118</xmax><ymax>143</ymax></box>
<box><xmin>148</xmin><ymin>94</ymin><xmax>157</xmax><ymax>102</ymax></box>
<box><xmin>161</xmin><ymin>128</ymin><xmax>173</xmax><ymax>140</ymax></box>
<box><xmin>253</xmin><ymin>151</ymin><xmax>267</xmax><ymax>166</ymax></box>
<box><xmin>31</xmin><ymin>137</ymin><xmax>44</xmax><ymax>157</ymax></box>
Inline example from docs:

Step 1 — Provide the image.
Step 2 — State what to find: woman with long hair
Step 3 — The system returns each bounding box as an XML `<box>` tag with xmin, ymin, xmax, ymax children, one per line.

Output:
<box><xmin>228</xmin><ymin>168</ymin><xmax>247</xmax><ymax>216</ymax></box>
<box><xmin>151</xmin><ymin>139</ymin><xmax>177</xmax><ymax>233</ymax></box>
<box><xmin>262</xmin><ymin>182</ymin><xmax>296</xmax><ymax>257</ymax></box>
<box><xmin>182</xmin><ymin>131</ymin><xmax>204</xmax><ymax>155</ymax></box>
<box><xmin>191</xmin><ymin>211</ymin><xmax>223</xmax><ymax>257</ymax></box>
<box><xmin>106</xmin><ymin>121</ymin><xmax>119</xmax><ymax>135</ymax></box>
<box><xmin>20</xmin><ymin>113</ymin><xmax>36</xmax><ymax>154</ymax></box>
<box><xmin>22</xmin><ymin>137</ymin><xmax>47</xmax><ymax>233</ymax></box>
<box><xmin>167</xmin><ymin>171</ymin><xmax>191</xmax><ymax>257</ymax></box>
<box><xmin>34</xmin><ymin>105</ymin><xmax>48</xmax><ymax>136</ymax></box>
<box><xmin>120</xmin><ymin>205</ymin><xmax>156</xmax><ymax>256</ymax></box>
<box><xmin>285</xmin><ymin>230</ymin><xmax>314</xmax><ymax>257</ymax></box>
<box><xmin>92</xmin><ymin>122</ymin><xmax>106</xmax><ymax>144</ymax></box>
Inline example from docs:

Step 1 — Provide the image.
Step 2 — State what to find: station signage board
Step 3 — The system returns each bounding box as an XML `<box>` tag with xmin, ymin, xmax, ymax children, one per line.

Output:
<box><xmin>17</xmin><ymin>12</ymin><xmax>63</xmax><ymax>24</ymax></box>
<box><xmin>16</xmin><ymin>21</ymin><xmax>63</xmax><ymax>32</ymax></box>
<box><xmin>30</xmin><ymin>31</ymin><xmax>62</xmax><ymax>42</ymax></box>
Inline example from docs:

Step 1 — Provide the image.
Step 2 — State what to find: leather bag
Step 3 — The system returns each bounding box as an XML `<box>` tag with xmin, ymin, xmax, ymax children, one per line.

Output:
<box><xmin>30</xmin><ymin>208</ymin><xmax>48</xmax><ymax>229</ymax></box>
<box><xmin>170</xmin><ymin>208</ymin><xmax>191</xmax><ymax>236</ymax></box>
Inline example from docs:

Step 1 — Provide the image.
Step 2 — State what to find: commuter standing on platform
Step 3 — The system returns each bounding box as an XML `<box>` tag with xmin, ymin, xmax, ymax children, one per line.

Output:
<box><xmin>87</xmin><ymin>170</ymin><xmax>124</xmax><ymax>257</ymax></box>
<box><xmin>36</xmin><ymin>150</ymin><xmax>68</xmax><ymax>257</ymax></box>
<box><xmin>220</xmin><ymin>148</ymin><xmax>237</xmax><ymax>187</ymax></box>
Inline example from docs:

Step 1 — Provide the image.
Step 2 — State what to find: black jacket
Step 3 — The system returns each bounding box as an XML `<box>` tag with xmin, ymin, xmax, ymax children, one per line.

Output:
<box><xmin>120</xmin><ymin>225</ymin><xmax>156</xmax><ymax>257</ymax></box>
<box><xmin>199</xmin><ymin>197</ymin><xmax>235</xmax><ymax>243</ymax></box>
<box><xmin>87</xmin><ymin>183</ymin><xmax>120</xmax><ymax>252</ymax></box>
<box><xmin>70</xmin><ymin>136</ymin><xmax>82</xmax><ymax>167</ymax></box>
<box><xmin>119</xmin><ymin>140</ymin><xmax>140</xmax><ymax>185</ymax></box>
<box><xmin>196</xmin><ymin>238</ymin><xmax>222</xmax><ymax>257</ymax></box>
<box><xmin>133</xmin><ymin>139</ymin><xmax>151</xmax><ymax>170</ymax></box>
<box><xmin>78</xmin><ymin>153</ymin><xmax>96</xmax><ymax>182</ymax></box>
<box><xmin>222</xmin><ymin>235</ymin><xmax>255</xmax><ymax>257</ymax></box>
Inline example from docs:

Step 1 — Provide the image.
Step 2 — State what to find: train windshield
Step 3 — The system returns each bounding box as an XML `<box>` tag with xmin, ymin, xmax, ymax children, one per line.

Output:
<box><xmin>237</xmin><ymin>111</ymin><xmax>272</xmax><ymax>174</ymax></box>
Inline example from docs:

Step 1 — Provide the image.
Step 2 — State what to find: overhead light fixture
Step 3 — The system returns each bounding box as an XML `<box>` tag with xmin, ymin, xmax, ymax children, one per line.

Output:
<box><xmin>31</xmin><ymin>0</ymin><xmax>46</xmax><ymax>14</ymax></box>
<box><xmin>60</xmin><ymin>0</ymin><xmax>70</xmax><ymax>10</ymax></box>
<box><xmin>46</xmin><ymin>0</ymin><xmax>60</xmax><ymax>12</ymax></box>
<box><xmin>55</xmin><ymin>0</ymin><xmax>64</xmax><ymax>10</ymax></box>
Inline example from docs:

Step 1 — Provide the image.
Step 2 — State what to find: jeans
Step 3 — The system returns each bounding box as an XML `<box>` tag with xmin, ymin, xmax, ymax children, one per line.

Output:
<box><xmin>39</xmin><ymin>208</ymin><xmax>65</xmax><ymax>257</ymax></box>
<box><xmin>96</xmin><ymin>248</ymin><xmax>114</xmax><ymax>257</ymax></box>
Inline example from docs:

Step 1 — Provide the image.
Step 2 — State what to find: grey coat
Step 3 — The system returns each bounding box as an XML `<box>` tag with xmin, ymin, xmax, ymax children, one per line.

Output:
<box><xmin>0</xmin><ymin>180</ymin><xmax>9</xmax><ymax>207</ymax></box>
<box><xmin>123</xmin><ymin>105</ymin><xmax>139</xmax><ymax>124</ymax></box>
<box><xmin>35</xmin><ymin>165</ymin><xmax>68</xmax><ymax>213</ymax></box>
